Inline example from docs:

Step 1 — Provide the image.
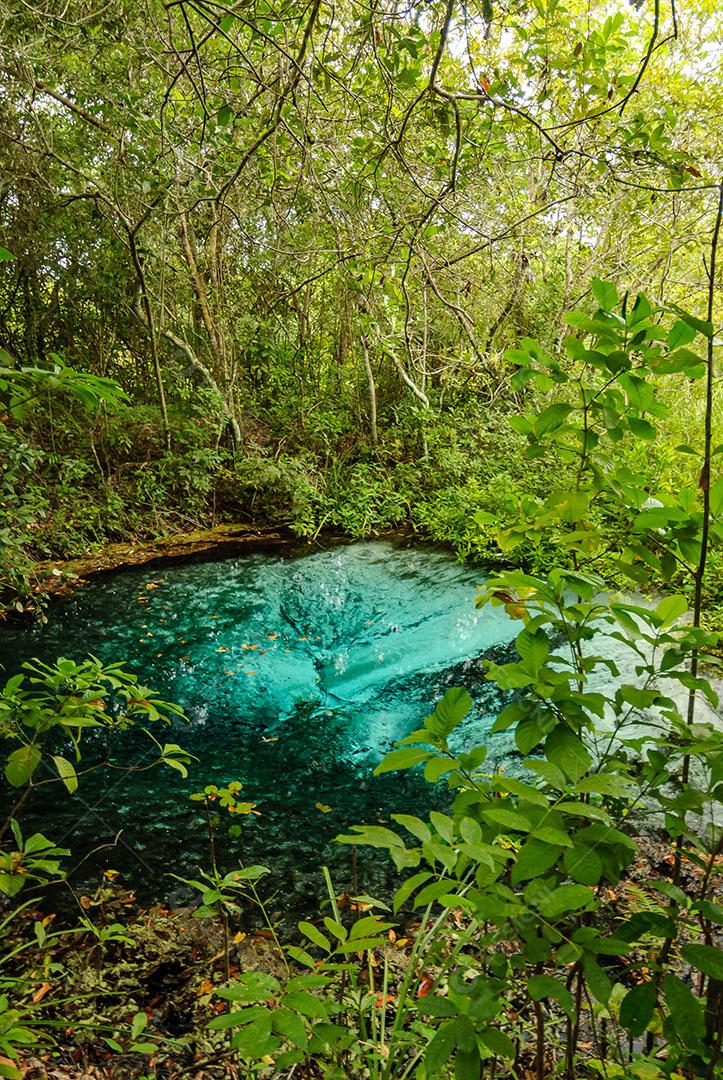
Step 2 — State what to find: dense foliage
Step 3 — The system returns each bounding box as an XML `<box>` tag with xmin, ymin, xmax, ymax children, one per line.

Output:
<box><xmin>1</xmin><ymin>0</ymin><xmax>722</xmax><ymax>613</ymax></box>
<box><xmin>0</xmin><ymin>0</ymin><xmax>722</xmax><ymax>1076</ymax></box>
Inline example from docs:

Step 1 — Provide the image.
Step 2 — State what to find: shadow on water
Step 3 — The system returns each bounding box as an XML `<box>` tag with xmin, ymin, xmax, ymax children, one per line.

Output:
<box><xmin>0</xmin><ymin>540</ymin><xmax>518</xmax><ymax>922</ymax></box>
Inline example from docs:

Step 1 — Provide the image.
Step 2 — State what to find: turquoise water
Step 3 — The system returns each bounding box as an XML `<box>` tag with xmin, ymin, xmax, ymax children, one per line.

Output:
<box><xmin>0</xmin><ymin>541</ymin><xmax>517</xmax><ymax>919</ymax></box>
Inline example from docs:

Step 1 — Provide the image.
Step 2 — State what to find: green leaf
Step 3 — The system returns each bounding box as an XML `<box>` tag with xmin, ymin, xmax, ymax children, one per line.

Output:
<box><xmin>5</xmin><ymin>745</ymin><xmax>41</xmax><ymax>788</ymax></box>
<box><xmin>217</xmin><ymin>972</ymin><xmax>281</xmax><ymax>1003</ymax></box>
<box><xmin>480</xmin><ymin>805</ymin><xmax>532</xmax><ymax>832</ymax></box>
<box><xmin>584</xmin><ymin>958</ymin><xmax>612</xmax><ymax>1005</ymax></box>
<box><xmin>285</xmin><ymin>975</ymin><xmax>329</xmax><ymax>992</ymax></box>
<box><xmin>532</xmin><ymin>825</ymin><xmax>571</xmax><ymax>847</ymax></box>
<box><xmin>619</xmin><ymin>982</ymin><xmax>657</xmax><ymax>1038</ymax></box>
<box><xmin>282</xmin><ymin>991</ymin><xmax>329</xmax><ymax>1018</ymax></box>
<box><xmin>298</xmin><ymin>921</ymin><xmax>330</xmax><ymax>952</ymax></box>
<box><xmin>392</xmin><ymin>871</ymin><xmax>432</xmax><ymax>913</ymax></box>
<box><xmin>711</xmin><ymin>477</ymin><xmax>723</xmax><ymax>516</ymax></box>
<box><xmin>674</xmin><ymin>309</ymin><xmax>714</xmax><ymax>339</ymax></box>
<box><xmin>0</xmin><ymin>247</ymin><xmax>14</xmax><ymax>261</ymax></box>
<box><xmin>130</xmin><ymin>1012</ymin><xmax>147</xmax><ymax>1039</ymax></box>
<box><xmin>534</xmin><ymin>403</ymin><xmax>573</xmax><ymax>436</ymax></box>
<box><xmin>545</xmin><ymin>728</ymin><xmax>591</xmax><ymax>783</ymax></box>
<box><xmin>554</xmin><ymin>489</ymin><xmax>590</xmax><ymax>523</ymax></box>
<box><xmin>392</xmin><ymin>814</ymin><xmax>431</xmax><ymax>843</ymax></box>
<box><xmin>516</xmin><ymin>627</ymin><xmax>549</xmax><ymax>671</ymax></box>
<box><xmin>628</xmin><ymin>417</ymin><xmax>656</xmax><ymax>440</ymax></box>
<box><xmin>454</xmin><ymin>1046</ymin><xmax>481</xmax><ymax>1080</ymax></box>
<box><xmin>528</xmin><ymin>974</ymin><xmax>574</xmax><ymax>1016</ymax></box>
<box><xmin>51</xmin><ymin>755</ymin><xmax>78</xmax><ymax>794</ymax></box>
<box><xmin>511</xmin><ymin>839</ymin><xmax>562</xmax><ymax>884</ymax></box>
<box><xmin>424</xmin><ymin>756</ymin><xmax>458</xmax><ymax>783</ymax></box>
<box><xmin>538</xmin><ymin>884</ymin><xmax>597</xmax><ymax>919</ymax></box>
<box><xmin>478</xmin><ymin>1027</ymin><xmax>515</xmax><ymax>1058</ymax></box>
<box><xmin>592</xmin><ymin>278</ymin><xmax>618</xmax><ymax>311</ymax></box>
<box><xmin>667</xmin><ymin>319</ymin><xmax>697</xmax><ymax>349</ymax></box>
<box><xmin>272</xmin><ymin>1006</ymin><xmax>308</xmax><ymax>1049</ymax></box>
<box><xmin>335</xmin><ymin>826</ymin><xmax>405</xmax><ymax>850</ymax></box>
<box><xmin>429</xmin><ymin>688</ymin><xmax>473</xmax><ymax>738</ymax></box>
<box><xmin>231</xmin><ymin>1013</ymin><xmax>275</xmax><ymax>1057</ymax></box>
<box><xmin>425</xmin><ymin>1019</ymin><xmax>460</xmax><ymax>1073</ymax></box>
<box><xmin>564</xmin><ymin>844</ymin><xmax>603</xmax><ymax>885</ymax></box>
<box><xmin>662</xmin><ymin>975</ymin><xmax>705</xmax><ymax>1049</ymax></box>
<box><xmin>681</xmin><ymin>943</ymin><xmax>723</xmax><ymax>980</ymax></box>
<box><xmin>655</xmin><ymin>594</ymin><xmax>687</xmax><ymax>626</ymax></box>
<box><xmin>374</xmin><ymin>747</ymin><xmax>429</xmax><ymax>775</ymax></box>
<box><xmin>576</xmin><ymin>774</ymin><xmax>635</xmax><ymax>798</ymax></box>
<box><xmin>418</xmin><ymin>995</ymin><xmax>458</xmax><ymax>1017</ymax></box>
<box><xmin>694</xmin><ymin>899</ymin><xmax>723</xmax><ymax>925</ymax></box>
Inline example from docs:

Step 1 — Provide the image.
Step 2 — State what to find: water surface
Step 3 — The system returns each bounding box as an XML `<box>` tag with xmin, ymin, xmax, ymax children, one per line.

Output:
<box><xmin>0</xmin><ymin>541</ymin><xmax>517</xmax><ymax>918</ymax></box>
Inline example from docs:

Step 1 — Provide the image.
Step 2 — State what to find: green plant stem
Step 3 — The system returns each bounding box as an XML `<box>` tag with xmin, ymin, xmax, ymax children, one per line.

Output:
<box><xmin>674</xmin><ymin>177</ymin><xmax>723</xmax><ymax>876</ymax></box>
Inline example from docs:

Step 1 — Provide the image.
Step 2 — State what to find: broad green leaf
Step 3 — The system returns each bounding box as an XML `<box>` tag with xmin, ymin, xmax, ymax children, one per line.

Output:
<box><xmin>5</xmin><ymin>745</ymin><xmax>41</xmax><ymax>788</ymax></box>
<box><xmin>592</xmin><ymin>278</ymin><xmax>618</xmax><ymax>311</ymax></box>
<box><xmin>374</xmin><ymin>747</ymin><xmax>429</xmax><ymax>775</ymax></box>
<box><xmin>272</xmin><ymin>1006</ymin><xmax>308</xmax><ymax>1049</ymax></box>
<box><xmin>534</xmin><ymin>403</ymin><xmax>573</xmax><ymax>436</ymax></box>
<box><xmin>298</xmin><ymin>921</ymin><xmax>330</xmax><ymax>952</ymax></box>
<box><xmin>480</xmin><ymin>805</ymin><xmax>532</xmax><ymax>832</ymax></box>
<box><xmin>628</xmin><ymin>417</ymin><xmax>656</xmax><ymax>440</ymax></box>
<box><xmin>335</xmin><ymin>826</ymin><xmax>405</xmax><ymax>850</ymax></box>
<box><xmin>231</xmin><ymin>1013</ymin><xmax>276</xmax><ymax>1057</ymax></box>
<box><xmin>661</xmin><ymin>975</ymin><xmax>705</xmax><ymax>1049</ymax></box>
<box><xmin>392</xmin><ymin>814</ymin><xmax>431</xmax><ymax>843</ymax></box>
<box><xmin>711</xmin><ymin>477</ymin><xmax>723</xmax><ymax>516</ymax></box>
<box><xmin>52</xmin><ymin>755</ymin><xmax>78</xmax><ymax>794</ymax></box>
<box><xmin>424</xmin><ymin>756</ymin><xmax>459</xmax><ymax>782</ymax></box>
<box><xmin>515</xmin><ymin>627</ymin><xmax>549</xmax><ymax>671</ymax></box>
<box><xmin>511</xmin><ymin>839</ymin><xmax>562</xmax><ymax>884</ymax></box>
<box><xmin>538</xmin><ymin>883</ymin><xmax>597</xmax><ymax>919</ymax></box>
<box><xmin>655</xmin><ymin>594</ymin><xmax>687</xmax><ymax>626</ymax></box>
<box><xmin>429</xmin><ymin>688</ymin><xmax>473</xmax><ymax>738</ymax></box>
<box><xmin>454</xmin><ymin>1046</ymin><xmax>481</xmax><ymax>1080</ymax></box>
<box><xmin>417</xmin><ymin>995</ymin><xmax>457</xmax><ymax>1017</ymax></box>
<box><xmin>528</xmin><ymin>974</ymin><xmax>574</xmax><ymax>1016</ymax></box>
<box><xmin>564</xmin><ymin>844</ymin><xmax>603</xmax><ymax>885</ymax></box>
<box><xmin>681</xmin><ymin>943</ymin><xmax>723</xmax><ymax>980</ymax></box>
<box><xmin>425</xmin><ymin>1018</ymin><xmax>460</xmax><ymax>1073</ymax></box>
<box><xmin>619</xmin><ymin>982</ymin><xmax>657</xmax><ymax>1037</ymax></box>
<box><xmin>584</xmin><ymin>957</ymin><xmax>612</xmax><ymax>1005</ymax></box>
<box><xmin>217</xmin><ymin>972</ymin><xmax>281</xmax><ymax>1003</ymax></box>
<box><xmin>532</xmin><ymin>825</ymin><xmax>571</xmax><ymax>847</ymax></box>
<box><xmin>667</xmin><ymin>319</ymin><xmax>697</xmax><ymax>349</ymax></box>
<box><xmin>282</xmin><ymin>991</ymin><xmax>329</xmax><ymax>1018</ymax></box>
<box><xmin>393</xmin><ymin>871</ymin><xmax>433</xmax><ymax>913</ymax></box>
<box><xmin>478</xmin><ymin>1027</ymin><xmax>515</xmax><ymax>1059</ymax></box>
<box><xmin>545</xmin><ymin>728</ymin><xmax>591</xmax><ymax>783</ymax></box>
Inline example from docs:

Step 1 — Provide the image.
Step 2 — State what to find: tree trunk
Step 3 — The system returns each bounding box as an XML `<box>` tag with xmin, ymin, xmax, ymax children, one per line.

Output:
<box><xmin>360</xmin><ymin>331</ymin><xmax>377</xmax><ymax>448</ymax></box>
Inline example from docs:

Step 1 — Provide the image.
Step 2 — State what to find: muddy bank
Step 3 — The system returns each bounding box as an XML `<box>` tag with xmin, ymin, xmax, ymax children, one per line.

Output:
<box><xmin>27</xmin><ymin>524</ymin><xmax>325</xmax><ymax>603</ymax></box>
<box><xmin>24</xmin><ymin>523</ymin><xmax>420</xmax><ymax>607</ymax></box>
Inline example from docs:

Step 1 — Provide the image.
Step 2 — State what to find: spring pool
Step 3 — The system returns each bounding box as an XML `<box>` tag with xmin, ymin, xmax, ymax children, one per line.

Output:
<box><xmin>0</xmin><ymin>541</ymin><xmax>518</xmax><ymax>919</ymax></box>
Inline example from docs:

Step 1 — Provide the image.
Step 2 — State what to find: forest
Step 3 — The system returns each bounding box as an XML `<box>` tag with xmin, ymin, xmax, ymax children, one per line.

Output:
<box><xmin>0</xmin><ymin>0</ymin><xmax>722</xmax><ymax>1076</ymax></box>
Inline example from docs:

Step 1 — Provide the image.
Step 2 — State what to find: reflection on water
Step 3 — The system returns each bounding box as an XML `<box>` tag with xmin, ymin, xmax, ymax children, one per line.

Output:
<box><xmin>0</xmin><ymin>541</ymin><xmax>517</xmax><ymax>919</ymax></box>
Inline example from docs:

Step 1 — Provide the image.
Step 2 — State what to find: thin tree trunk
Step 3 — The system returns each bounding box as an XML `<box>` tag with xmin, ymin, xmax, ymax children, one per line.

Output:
<box><xmin>360</xmin><ymin>331</ymin><xmax>377</xmax><ymax>448</ymax></box>
<box><xmin>178</xmin><ymin>211</ymin><xmax>240</xmax><ymax>451</ymax></box>
<box><xmin>128</xmin><ymin>232</ymin><xmax>171</xmax><ymax>450</ymax></box>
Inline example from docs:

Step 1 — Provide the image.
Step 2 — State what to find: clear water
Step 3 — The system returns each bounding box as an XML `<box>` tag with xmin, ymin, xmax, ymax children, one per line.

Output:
<box><xmin>0</xmin><ymin>541</ymin><xmax>517</xmax><ymax>920</ymax></box>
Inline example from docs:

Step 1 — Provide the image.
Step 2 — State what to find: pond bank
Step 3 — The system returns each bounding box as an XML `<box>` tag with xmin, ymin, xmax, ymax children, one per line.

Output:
<box><xmin>23</xmin><ymin>523</ymin><xmax>362</xmax><ymax>608</ymax></box>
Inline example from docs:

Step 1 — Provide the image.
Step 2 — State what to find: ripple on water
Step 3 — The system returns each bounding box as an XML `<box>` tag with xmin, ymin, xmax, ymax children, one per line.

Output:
<box><xmin>0</xmin><ymin>541</ymin><xmax>518</xmax><ymax>919</ymax></box>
